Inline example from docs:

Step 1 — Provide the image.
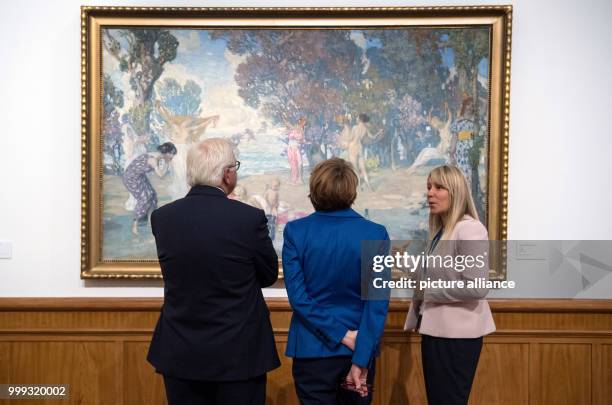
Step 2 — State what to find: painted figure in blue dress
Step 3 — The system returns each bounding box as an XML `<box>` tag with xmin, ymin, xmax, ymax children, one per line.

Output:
<box><xmin>122</xmin><ymin>142</ymin><xmax>177</xmax><ymax>235</ymax></box>
<box><xmin>450</xmin><ymin>94</ymin><xmax>476</xmax><ymax>192</ymax></box>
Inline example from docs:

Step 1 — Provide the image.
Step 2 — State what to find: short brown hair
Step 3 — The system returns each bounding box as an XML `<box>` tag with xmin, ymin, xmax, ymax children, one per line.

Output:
<box><xmin>309</xmin><ymin>158</ymin><xmax>358</xmax><ymax>211</ymax></box>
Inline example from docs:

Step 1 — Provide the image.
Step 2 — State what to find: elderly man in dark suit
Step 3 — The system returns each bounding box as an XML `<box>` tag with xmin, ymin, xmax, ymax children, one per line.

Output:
<box><xmin>147</xmin><ymin>137</ymin><xmax>280</xmax><ymax>405</ymax></box>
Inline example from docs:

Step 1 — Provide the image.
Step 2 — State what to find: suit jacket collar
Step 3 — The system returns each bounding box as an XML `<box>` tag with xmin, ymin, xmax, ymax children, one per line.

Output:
<box><xmin>186</xmin><ymin>185</ymin><xmax>227</xmax><ymax>198</ymax></box>
<box><xmin>313</xmin><ymin>208</ymin><xmax>362</xmax><ymax>218</ymax></box>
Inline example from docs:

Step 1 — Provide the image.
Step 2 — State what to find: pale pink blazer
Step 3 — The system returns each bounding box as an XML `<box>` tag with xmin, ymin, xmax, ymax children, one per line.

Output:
<box><xmin>404</xmin><ymin>216</ymin><xmax>496</xmax><ymax>338</ymax></box>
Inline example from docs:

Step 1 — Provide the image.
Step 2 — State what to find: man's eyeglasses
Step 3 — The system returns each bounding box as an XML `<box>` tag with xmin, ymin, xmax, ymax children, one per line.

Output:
<box><xmin>227</xmin><ymin>160</ymin><xmax>241</xmax><ymax>171</ymax></box>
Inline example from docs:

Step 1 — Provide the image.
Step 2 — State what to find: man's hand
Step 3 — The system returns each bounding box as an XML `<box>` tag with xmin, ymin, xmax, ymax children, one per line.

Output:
<box><xmin>344</xmin><ymin>364</ymin><xmax>369</xmax><ymax>397</ymax></box>
<box><xmin>341</xmin><ymin>330</ymin><xmax>358</xmax><ymax>351</ymax></box>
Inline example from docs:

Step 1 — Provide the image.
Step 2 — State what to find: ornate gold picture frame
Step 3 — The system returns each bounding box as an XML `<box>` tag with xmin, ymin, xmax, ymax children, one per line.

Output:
<box><xmin>81</xmin><ymin>6</ymin><xmax>511</xmax><ymax>279</ymax></box>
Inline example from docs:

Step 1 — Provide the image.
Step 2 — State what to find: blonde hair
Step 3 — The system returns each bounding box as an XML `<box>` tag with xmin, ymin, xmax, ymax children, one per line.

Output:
<box><xmin>187</xmin><ymin>138</ymin><xmax>235</xmax><ymax>187</ymax></box>
<box><xmin>428</xmin><ymin>165</ymin><xmax>479</xmax><ymax>240</ymax></box>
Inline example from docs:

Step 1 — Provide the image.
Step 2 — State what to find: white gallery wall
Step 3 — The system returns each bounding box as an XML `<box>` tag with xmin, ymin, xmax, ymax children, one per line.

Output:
<box><xmin>0</xmin><ymin>0</ymin><xmax>611</xmax><ymax>297</ymax></box>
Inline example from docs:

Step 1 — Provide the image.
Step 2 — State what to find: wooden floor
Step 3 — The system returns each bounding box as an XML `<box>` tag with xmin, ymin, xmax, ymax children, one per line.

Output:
<box><xmin>0</xmin><ymin>298</ymin><xmax>611</xmax><ymax>405</ymax></box>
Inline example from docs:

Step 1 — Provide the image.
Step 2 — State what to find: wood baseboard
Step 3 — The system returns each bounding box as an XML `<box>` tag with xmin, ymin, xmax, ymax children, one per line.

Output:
<box><xmin>0</xmin><ymin>298</ymin><xmax>610</xmax><ymax>405</ymax></box>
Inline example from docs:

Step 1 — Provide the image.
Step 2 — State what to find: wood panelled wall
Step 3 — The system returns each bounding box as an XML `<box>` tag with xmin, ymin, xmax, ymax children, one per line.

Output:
<box><xmin>0</xmin><ymin>298</ymin><xmax>611</xmax><ymax>405</ymax></box>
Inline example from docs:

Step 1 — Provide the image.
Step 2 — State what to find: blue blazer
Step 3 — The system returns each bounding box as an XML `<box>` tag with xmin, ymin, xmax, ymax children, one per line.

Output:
<box><xmin>282</xmin><ymin>208</ymin><xmax>390</xmax><ymax>367</ymax></box>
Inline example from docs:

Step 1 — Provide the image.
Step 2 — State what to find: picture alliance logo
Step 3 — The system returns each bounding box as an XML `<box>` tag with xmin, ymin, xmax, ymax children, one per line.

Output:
<box><xmin>370</xmin><ymin>276</ymin><xmax>516</xmax><ymax>290</ymax></box>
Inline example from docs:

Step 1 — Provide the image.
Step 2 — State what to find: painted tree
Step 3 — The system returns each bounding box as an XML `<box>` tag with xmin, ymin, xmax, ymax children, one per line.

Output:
<box><xmin>211</xmin><ymin>29</ymin><xmax>365</xmax><ymax>167</ymax></box>
<box><xmin>362</xmin><ymin>29</ymin><xmax>448</xmax><ymax>166</ymax></box>
<box><xmin>363</xmin><ymin>29</ymin><xmax>447</xmax><ymax>111</ymax></box>
<box><xmin>102</xmin><ymin>29</ymin><xmax>179</xmax><ymax>146</ymax></box>
<box><xmin>102</xmin><ymin>74</ymin><xmax>124</xmax><ymax>174</ymax></box>
<box><xmin>398</xmin><ymin>94</ymin><xmax>429</xmax><ymax>164</ymax></box>
<box><xmin>157</xmin><ymin>78</ymin><xmax>202</xmax><ymax>117</ymax></box>
<box><xmin>444</xmin><ymin>29</ymin><xmax>489</xmax><ymax>109</ymax></box>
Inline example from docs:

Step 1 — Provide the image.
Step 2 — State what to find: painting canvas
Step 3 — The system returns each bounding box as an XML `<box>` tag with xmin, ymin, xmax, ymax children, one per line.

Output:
<box><xmin>81</xmin><ymin>7</ymin><xmax>511</xmax><ymax>278</ymax></box>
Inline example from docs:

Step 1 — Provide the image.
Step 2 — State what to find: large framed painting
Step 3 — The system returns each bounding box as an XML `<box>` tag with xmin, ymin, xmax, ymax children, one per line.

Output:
<box><xmin>81</xmin><ymin>6</ymin><xmax>512</xmax><ymax>279</ymax></box>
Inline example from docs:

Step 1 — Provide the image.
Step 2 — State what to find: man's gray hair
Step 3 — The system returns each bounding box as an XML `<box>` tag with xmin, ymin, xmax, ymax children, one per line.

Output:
<box><xmin>187</xmin><ymin>138</ymin><xmax>236</xmax><ymax>187</ymax></box>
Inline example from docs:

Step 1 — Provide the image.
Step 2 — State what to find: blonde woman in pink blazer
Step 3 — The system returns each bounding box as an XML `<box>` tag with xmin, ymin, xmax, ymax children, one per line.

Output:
<box><xmin>404</xmin><ymin>165</ymin><xmax>495</xmax><ymax>405</ymax></box>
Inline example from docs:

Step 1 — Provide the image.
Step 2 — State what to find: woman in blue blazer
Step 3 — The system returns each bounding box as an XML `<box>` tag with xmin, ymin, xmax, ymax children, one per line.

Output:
<box><xmin>283</xmin><ymin>157</ymin><xmax>390</xmax><ymax>404</ymax></box>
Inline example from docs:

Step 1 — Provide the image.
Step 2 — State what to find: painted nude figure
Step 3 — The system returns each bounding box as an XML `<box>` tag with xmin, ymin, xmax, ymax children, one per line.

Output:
<box><xmin>156</xmin><ymin>101</ymin><xmax>220</xmax><ymax>199</ymax></box>
<box><xmin>348</xmin><ymin>113</ymin><xmax>382</xmax><ymax>191</ymax></box>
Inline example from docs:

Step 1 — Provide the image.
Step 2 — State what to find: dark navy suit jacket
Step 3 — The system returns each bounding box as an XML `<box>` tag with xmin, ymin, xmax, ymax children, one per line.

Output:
<box><xmin>147</xmin><ymin>185</ymin><xmax>280</xmax><ymax>381</ymax></box>
<box><xmin>282</xmin><ymin>208</ymin><xmax>390</xmax><ymax>367</ymax></box>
